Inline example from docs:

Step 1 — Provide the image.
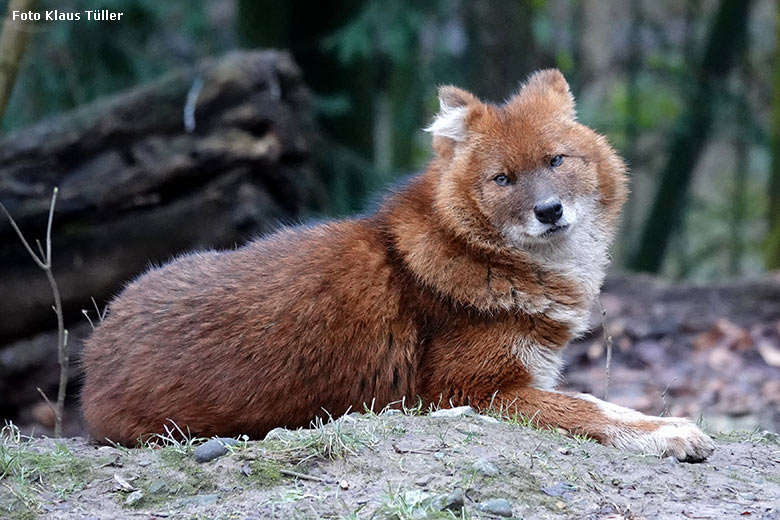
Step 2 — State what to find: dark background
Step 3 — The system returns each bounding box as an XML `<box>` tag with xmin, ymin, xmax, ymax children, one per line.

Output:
<box><xmin>3</xmin><ymin>0</ymin><xmax>779</xmax><ymax>278</ymax></box>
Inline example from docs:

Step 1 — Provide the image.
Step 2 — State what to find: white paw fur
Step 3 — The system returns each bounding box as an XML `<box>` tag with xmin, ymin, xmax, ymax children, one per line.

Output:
<box><xmin>575</xmin><ymin>393</ymin><xmax>714</xmax><ymax>462</ymax></box>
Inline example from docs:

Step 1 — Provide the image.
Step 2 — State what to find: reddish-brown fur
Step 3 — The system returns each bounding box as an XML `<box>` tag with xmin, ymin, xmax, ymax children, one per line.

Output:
<box><xmin>81</xmin><ymin>70</ymin><xmax>713</xmax><ymax>461</ymax></box>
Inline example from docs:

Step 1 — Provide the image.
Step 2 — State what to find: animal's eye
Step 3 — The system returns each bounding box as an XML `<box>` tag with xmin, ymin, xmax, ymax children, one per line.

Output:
<box><xmin>550</xmin><ymin>155</ymin><xmax>564</xmax><ymax>167</ymax></box>
<box><xmin>493</xmin><ymin>174</ymin><xmax>511</xmax><ymax>186</ymax></box>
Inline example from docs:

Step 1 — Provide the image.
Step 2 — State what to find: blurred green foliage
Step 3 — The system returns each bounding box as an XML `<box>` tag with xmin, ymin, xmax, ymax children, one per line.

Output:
<box><xmin>1</xmin><ymin>0</ymin><xmax>227</xmax><ymax>132</ymax></box>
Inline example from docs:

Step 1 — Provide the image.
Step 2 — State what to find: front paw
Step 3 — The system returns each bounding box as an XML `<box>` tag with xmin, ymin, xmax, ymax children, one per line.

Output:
<box><xmin>611</xmin><ymin>417</ymin><xmax>715</xmax><ymax>462</ymax></box>
<box><xmin>649</xmin><ymin>418</ymin><xmax>715</xmax><ymax>462</ymax></box>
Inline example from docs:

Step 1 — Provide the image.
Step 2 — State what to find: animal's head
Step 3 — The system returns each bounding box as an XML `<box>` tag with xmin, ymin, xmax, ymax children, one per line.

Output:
<box><xmin>426</xmin><ymin>70</ymin><xmax>628</xmax><ymax>254</ymax></box>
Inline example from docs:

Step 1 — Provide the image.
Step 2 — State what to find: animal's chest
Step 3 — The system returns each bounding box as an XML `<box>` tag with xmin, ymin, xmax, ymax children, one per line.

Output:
<box><xmin>506</xmin><ymin>304</ymin><xmax>589</xmax><ymax>391</ymax></box>
<box><xmin>511</xmin><ymin>335</ymin><xmax>566</xmax><ymax>390</ymax></box>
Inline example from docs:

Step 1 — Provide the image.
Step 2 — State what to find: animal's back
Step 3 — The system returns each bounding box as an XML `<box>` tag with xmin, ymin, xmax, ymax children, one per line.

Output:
<box><xmin>81</xmin><ymin>219</ymin><xmax>417</xmax><ymax>444</ymax></box>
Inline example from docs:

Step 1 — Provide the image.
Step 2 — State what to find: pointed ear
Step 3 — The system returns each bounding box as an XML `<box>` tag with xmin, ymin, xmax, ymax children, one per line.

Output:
<box><xmin>425</xmin><ymin>86</ymin><xmax>481</xmax><ymax>142</ymax></box>
<box><xmin>512</xmin><ymin>69</ymin><xmax>576</xmax><ymax>119</ymax></box>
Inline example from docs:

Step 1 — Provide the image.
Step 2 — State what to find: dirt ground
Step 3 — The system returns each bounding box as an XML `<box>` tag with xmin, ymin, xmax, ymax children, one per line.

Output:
<box><xmin>2</xmin><ymin>409</ymin><xmax>779</xmax><ymax>520</ymax></box>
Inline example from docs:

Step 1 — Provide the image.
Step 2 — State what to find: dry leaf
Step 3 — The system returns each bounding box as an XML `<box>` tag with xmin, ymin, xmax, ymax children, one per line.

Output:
<box><xmin>757</xmin><ymin>340</ymin><xmax>780</xmax><ymax>367</ymax></box>
<box><xmin>113</xmin><ymin>473</ymin><xmax>136</xmax><ymax>492</ymax></box>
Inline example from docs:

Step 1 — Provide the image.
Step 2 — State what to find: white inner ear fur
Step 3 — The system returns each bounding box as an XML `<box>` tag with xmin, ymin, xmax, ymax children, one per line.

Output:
<box><xmin>425</xmin><ymin>104</ymin><xmax>468</xmax><ymax>142</ymax></box>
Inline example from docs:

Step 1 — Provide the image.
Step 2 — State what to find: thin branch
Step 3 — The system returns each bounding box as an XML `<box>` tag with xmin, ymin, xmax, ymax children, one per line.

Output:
<box><xmin>1</xmin><ymin>187</ymin><xmax>67</xmax><ymax>437</ymax></box>
<box><xmin>93</xmin><ymin>296</ymin><xmax>107</xmax><ymax>322</ymax></box>
<box><xmin>82</xmin><ymin>309</ymin><xmax>95</xmax><ymax>330</ymax></box>
<box><xmin>35</xmin><ymin>387</ymin><xmax>57</xmax><ymax>421</ymax></box>
<box><xmin>45</xmin><ymin>187</ymin><xmax>57</xmax><ymax>261</ymax></box>
<box><xmin>0</xmin><ymin>201</ymin><xmax>46</xmax><ymax>269</ymax></box>
<box><xmin>35</xmin><ymin>238</ymin><xmax>45</xmax><ymax>262</ymax></box>
<box><xmin>598</xmin><ymin>297</ymin><xmax>613</xmax><ymax>401</ymax></box>
<box><xmin>279</xmin><ymin>469</ymin><xmax>327</xmax><ymax>482</ymax></box>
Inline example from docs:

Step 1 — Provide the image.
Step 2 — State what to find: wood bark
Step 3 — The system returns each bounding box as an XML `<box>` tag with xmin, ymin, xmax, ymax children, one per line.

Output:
<box><xmin>0</xmin><ymin>50</ymin><xmax>312</xmax><ymax>349</ymax></box>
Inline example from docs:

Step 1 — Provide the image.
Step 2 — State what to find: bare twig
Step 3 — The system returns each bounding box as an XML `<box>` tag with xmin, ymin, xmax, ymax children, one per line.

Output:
<box><xmin>82</xmin><ymin>297</ymin><xmax>107</xmax><ymax>330</ymax></box>
<box><xmin>598</xmin><ymin>296</ymin><xmax>613</xmax><ymax>401</ymax></box>
<box><xmin>391</xmin><ymin>442</ymin><xmax>435</xmax><ymax>455</ymax></box>
<box><xmin>1</xmin><ymin>187</ymin><xmax>68</xmax><ymax>437</ymax></box>
<box><xmin>279</xmin><ymin>469</ymin><xmax>327</xmax><ymax>482</ymax></box>
<box><xmin>35</xmin><ymin>386</ymin><xmax>56</xmax><ymax>421</ymax></box>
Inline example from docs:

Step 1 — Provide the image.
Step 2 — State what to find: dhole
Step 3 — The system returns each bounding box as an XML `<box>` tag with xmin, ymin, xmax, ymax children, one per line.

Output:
<box><xmin>81</xmin><ymin>70</ymin><xmax>714</xmax><ymax>461</ymax></box>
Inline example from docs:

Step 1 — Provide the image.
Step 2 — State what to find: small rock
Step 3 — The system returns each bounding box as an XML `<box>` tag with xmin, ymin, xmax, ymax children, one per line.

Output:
<box><xmin>456</xmin><ymin>424</ymin><xmax>483</xmax><ymax>435</ymax></box>
<box><xmin>557</xmin><ymin>447</ymin><xmax>570</xmax><ymax>455</ymax></box>
<box><xmin>182</xmin><ymin>494</ymin><xmax>219</xmax><ymax>506</ymax></box>
<box><xmin>194</xmin><ymin>438</ymin><xmax>238</xmax><ymax>463</ymax></box>
<box><xmin>664</xmin><ymin>456</ymin><xmax>680</xmax><ymax>464</ymax></box>
<box><xmin>434</xmin><ymin>452</ymin><xmax>445</xmax><ymax>461</ymax></box>
<box><xmin>124</xmin><ymin>491</ymin><xmax>143</xmax><ymax>506</ymax></box>
<box><xmin>241</xmin><ymin>463</ymin><xmax>252</xmax><ymax>477</ymax></box>
<box><xmin>434</xmin><ymin>488</ymin><xmax>465</xmax><ymax>512</ymax></box>
<box><xmin>264</xmin><ymin>427</ymin><xmax>293</xmax><ymax>441</ymax></box>
<box><xmin>382</xmin><ymin>408</ymin><xmax>402</xmax><ymax>416</ymax></box>
<box><xmin>473</xmin><ymin>458</ymin><xmax>499</xmax><ymax>477</ymax></box>
<box><xmin>431</xmin><ymin>406</ymin><xmax>475</xmax><ymax>418</ymax></box>
<box><xmin>478</xmin><ymin>498</ymin><xmax>513</xmax><ymax>517</ymax></box>
<box><xmin>477</xmin><ymin>414</ymin><xmax>500</xmax><ymax>424</ymax></box>
<box><xmin>415</xmin><ymin>475</ymin><xmax>434</xmax><ymax>487</ymax></box>
<box><xmin>219</xmin><ymin>437</ymin><xmax>240</xmax><ymax>447</ymax></box>
<box><xmin>339</xmin><ymin>480</ymin><xmax>350</xmax><ymax>490</ymax></box>
<box><xmin>147</xmin><ymin>480</ymin><xmax>168</xmax><ymax>494</ymax></box>
<box><xmin>541</xmin><ymin>481</ymin><xmax>577</xmax><ymax>500</ymax></box>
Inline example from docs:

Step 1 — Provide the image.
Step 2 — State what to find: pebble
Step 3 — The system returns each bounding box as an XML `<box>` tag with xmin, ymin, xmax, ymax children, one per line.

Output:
<box><xmin>456</xmin><ymin>424</ymin><xmax>483</xmax><ymax>435</ymax></box>
<box><xmin>182</xmin><ymin>494</ymin><xmax>219</xmax><ymax>506</ymax></box>
<box><xmin>382</xmin><ymin>408</ymin><xmax>402</xmax><ymax>416</ymax></box>
<box><xmin>478</xmin><ymin>498</ymin><xmax>513</xmax><ymax>517</ymax></box>
<box><xmin>147</xmin><ymin>480</ymin><xmax>169</xmax><ymax>494</ymax></box>
<box><xmin>415</xmin><ymin>475</ymin><xmax>434</xmax><ymax>487</ymax></box>
<box><xmin>439</xmin><ymin>488</ymin><xmax>465</xmax><ymax>512</ymax></box>
<box><xmin>431</xmin><ymin>406</ymin><xmax>475</xmax><ymax>418</ymax></box>
<box><xmin>264</xmin><ymin>427</ymin><xmax>293</xmax><ymax>441</ymax></box>
<box><xmin>477</xmin><ymin>414</ymin><xmax>500</xmax><ymax>424</ymax></box>
<box><xmin>194</xmin><ymin>437</ymin><xmax>239</xmax><ymax>463</ymax></box>
<box><xmin>541</xmin><ymin>481</ymin><xmax>577</xmax><ymax>500</ymax></box>
<box><xmin>473</xmin><ymin>458</ymin><xmax>499</xmax><ymax>477</ymax></box>
<box><xmin>124</xmin><ymin>490</ymin><xmax>143</xmax><ymax>506</ymax></box>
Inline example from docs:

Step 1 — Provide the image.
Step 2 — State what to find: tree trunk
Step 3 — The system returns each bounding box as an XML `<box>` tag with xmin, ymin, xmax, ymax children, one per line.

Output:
<box><xmin>628</xmin><ymin>0</ymin><xmax>753</xmax><ymax>273</ymax></box>
<box><xmin>0</xmin><ymin>0</ymin><xmax>37</xmax><ymax>123</ymax></box>
<box><xmin>767</xmin><ymin>2</ymin><xmax>780</xmax><ymax>269</ymax></box>
<box><xmin>466</xmin><ymin>0</ymin><xmax>550</xmax><ymax>101</ymax></box>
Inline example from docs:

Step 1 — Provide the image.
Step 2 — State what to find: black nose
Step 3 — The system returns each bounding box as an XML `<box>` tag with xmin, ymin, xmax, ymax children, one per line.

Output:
<box><xmin>534</xmin><ymin>199</ymin><xmax>563</xmax><ymax>225</ymax></box>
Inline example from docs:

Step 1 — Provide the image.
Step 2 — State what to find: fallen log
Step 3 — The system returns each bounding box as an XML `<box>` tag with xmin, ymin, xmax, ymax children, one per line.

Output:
<box><xmin>0</xmin><ymin>50</ymin><xmax>312</xmax><ymax>347</ymax></box>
